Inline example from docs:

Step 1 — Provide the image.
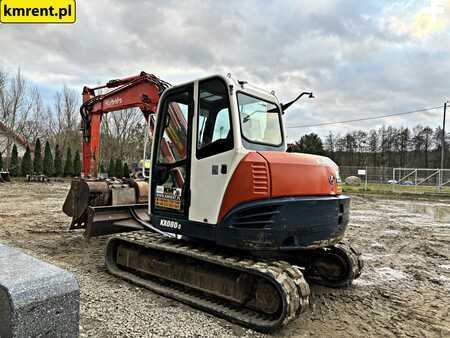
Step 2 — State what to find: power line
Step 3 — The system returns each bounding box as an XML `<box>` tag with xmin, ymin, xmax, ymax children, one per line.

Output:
<box><xmin>285</xmin><ymin>105</ymin><xmax>444</xmax><ymax>129</ymax></box>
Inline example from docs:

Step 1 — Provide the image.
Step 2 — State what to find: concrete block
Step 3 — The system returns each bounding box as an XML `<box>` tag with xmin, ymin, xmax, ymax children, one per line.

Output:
<box><xmin>0</xmin><ymin>244</ymin><xmax>79</xmax><ymax>338</ymax></box>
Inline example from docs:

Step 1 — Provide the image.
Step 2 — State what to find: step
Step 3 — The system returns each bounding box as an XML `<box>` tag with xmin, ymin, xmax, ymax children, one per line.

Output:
<box><xmin>0</xmin><ymin>244</ymin><xmax>79</xmax><ymax>337</ymax></box>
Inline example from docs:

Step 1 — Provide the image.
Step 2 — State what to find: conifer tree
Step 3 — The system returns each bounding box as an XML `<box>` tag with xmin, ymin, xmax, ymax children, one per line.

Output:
<box><xmin>108</xmin><ymin>158</ymin><xmax>114</xmax><ymax>177</ymax></box>
<box><xmin>114</xmin><ymin>159</ymin><xmax>122</xmax><ymax>178</ymax></box>
<box><xmin>53</xmin><ymin>144</ymin><xmax>63</xmax><ymax>177</ymax></box>
<box><xmin>43</xmin><ymin>141</ymin><xmax>54</xmax><ymax>176</ymax></box>
<box><xmin>33</xmin><ymin>138</ymin><xmax>43</xmax><ymax>174</ymax></box>
<box><xmin>73</xmin><ymin>151</ymin><xmax>82</xmax><ymax>177</ymax></box>
<box><xmin>123</xmin><ymin>162</ymin><xmax>130</xmax><ymax>178</ymax></box>
<box><xmin>21</xmin><ymin>146</ymin><xmax>33</xmax><ymax>176</ymax></box>
<box><xmin>64</xmin><ymin>147</ymin><xmax>73</xmax><ymax>177</ymax></box>
<box><xmin>10</xmin><ymin>144</ymin><xmax>19</xmax><ymax>176</ymax></box>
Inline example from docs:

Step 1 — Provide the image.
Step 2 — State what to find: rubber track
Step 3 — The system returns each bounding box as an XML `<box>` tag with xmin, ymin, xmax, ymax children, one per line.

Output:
<box><xmin>334</xmin><ymin>242</ymin><xmax>364</xmax><ymax>285</ymax></box>
<box><xmin>105</xmin><ymin>231</ymin><xmax>310</xmax><ymax>332</ymax></box>
<box><xmin>304</xmin><ymin>242</ymin><xmax>364</xmax><ymax>288</ymax></box>
<box><xmin>345</xmin><ymin>243</ymin><xmax>364</xmax><ymax>280</ymax></box>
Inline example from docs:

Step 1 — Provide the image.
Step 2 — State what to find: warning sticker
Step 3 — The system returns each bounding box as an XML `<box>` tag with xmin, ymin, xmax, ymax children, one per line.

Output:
<box><xmin>155</xmin><ymin>186</ymin><xmax>182</xmax><ymax>210</ymax></box>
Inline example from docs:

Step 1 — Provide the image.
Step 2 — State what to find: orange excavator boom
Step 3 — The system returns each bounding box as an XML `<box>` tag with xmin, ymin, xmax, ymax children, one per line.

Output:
<box><xmin>80</xmin><ymin>71</ymin><xmax>170</xmax><ymax>177</ymax></box>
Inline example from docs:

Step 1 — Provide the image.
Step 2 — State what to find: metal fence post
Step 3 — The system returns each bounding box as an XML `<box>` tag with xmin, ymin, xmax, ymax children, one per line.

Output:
<box><xmin>392</xmin><ymin>168</ymin><xmax>396</xmax><ymax>192</ymax></box>
<box><xmin>415</xmin><ymin>170</ymin><xmax>417</xmax><ymax>193</ymax></box>
<box><xmin>365</xmin><ymin>166</ymin><xmax>368</xmax><ymax>190</ymax></box>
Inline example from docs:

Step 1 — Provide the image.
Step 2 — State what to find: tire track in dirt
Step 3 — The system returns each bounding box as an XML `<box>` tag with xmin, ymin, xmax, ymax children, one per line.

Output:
<box><xmin>0</xmin><ymin>183</ymin><xmax>449</xmax><ymax>337</ymax></box>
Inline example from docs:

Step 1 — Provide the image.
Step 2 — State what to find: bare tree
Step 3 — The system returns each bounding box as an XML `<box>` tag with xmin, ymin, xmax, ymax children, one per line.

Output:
<box><xmin>421</xmin><ymin>127</ymin><xmax>434</xmax><ymax>168</ymax></box>
<box><xmin>324</xmin><ymin>132</ymin><xmax>335</xmax><ymax>159</ymax></box>
<box><xmin>0</xmin><ymin>70</ymin><xmax>6</xmax><ymax>96</ymax></box>
<box><xmin>368</xmin><ymin>130</ymin><xmax>379</xmax><ymax>166</ymax></box>
<box><xmin>101</xmin><ymin>108</ymin><xmax>145</xmax><ymax>163</ymax></box>
<box><xmin>52</xmin><ymin>85</ymin><xmax>80</xmax><ymax>151</ymax></box>
<box><xmin>398</xmin><ymin>127</ymin><xmax>410</xmax><ymax>167</ymax></box>
<box><xmin>19</xmin><ymin>87</ymin><xmax>46</xmax><ymax>145</ymax></box>
<box><xmin>322</xmin><ymin>124</ymin><xmax>447</xmax><ymax>168</ymax></box>
<box><xmin>0</xmin><ymin>68</ymin><xmax>32</xmax><ymax>166</ymax></box>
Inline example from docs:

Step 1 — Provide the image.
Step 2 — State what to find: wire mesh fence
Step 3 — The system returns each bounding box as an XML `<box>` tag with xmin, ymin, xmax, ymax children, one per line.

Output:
<box><xmin>340</xmin><ymin>166</ymin><xmax>393</xmax><ymax>185</ymax></box>
<box><xmin>392</xmin><ymin>168</ymin><xmax>450</xmax><ymax>193</ymax></box>
<box><xmin>339</xmin><ymin>166</ymin><xmax>450</xmax><ymax>194</ymax></box>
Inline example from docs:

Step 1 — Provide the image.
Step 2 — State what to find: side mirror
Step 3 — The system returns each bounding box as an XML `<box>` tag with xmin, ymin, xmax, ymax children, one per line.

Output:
<box><xmin>281</xmin><ymin>91</ymin><xmax>314</xmax><ymax>114</ymax></box>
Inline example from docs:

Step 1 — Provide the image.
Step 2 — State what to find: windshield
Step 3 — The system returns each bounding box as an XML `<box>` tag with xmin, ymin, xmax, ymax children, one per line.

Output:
<box><xmin>237</xmin><ymin>92</ymin><xmax>282</xmax><ymax>146</ymax></box>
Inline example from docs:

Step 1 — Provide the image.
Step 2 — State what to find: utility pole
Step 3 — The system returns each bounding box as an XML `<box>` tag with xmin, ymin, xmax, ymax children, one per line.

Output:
<box><xmin>441</xmin><ymin>102</ymin><xmax>447</xmax><ymax>171</ymax></box>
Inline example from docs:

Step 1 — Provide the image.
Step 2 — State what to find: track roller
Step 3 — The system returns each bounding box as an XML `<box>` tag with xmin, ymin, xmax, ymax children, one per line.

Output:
<box><xmin>287</xmin><ymin>243</ymin><xmax>363</xmax><ymax>288</ymax></box>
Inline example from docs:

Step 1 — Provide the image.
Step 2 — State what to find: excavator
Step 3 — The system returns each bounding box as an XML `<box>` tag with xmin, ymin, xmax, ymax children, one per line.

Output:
<box><xmin>63</xmin><ymin>72</ymin><xmax>363</xmax><ymax>332</ymax></box>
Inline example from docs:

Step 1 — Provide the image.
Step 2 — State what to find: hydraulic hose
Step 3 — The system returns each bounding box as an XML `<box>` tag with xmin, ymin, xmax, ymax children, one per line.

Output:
<box><xmin>129</xmin><ymin>207</ymin><xmax>175</xmax><ymax>239</ymax></box>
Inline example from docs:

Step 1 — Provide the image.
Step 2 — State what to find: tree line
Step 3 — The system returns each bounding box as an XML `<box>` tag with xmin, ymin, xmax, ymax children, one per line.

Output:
<box><xmin>292</xmin><ymin>125</ymin><xmax>450</xmax><ymax>168</ymax></box>
<box><xmin>0</xmin><ymin>137</ymin><xmax>131</xmax><ymax>178</ymax></box>
<box><xmin>1</xmin><ymin>138</ymin><xmax>81</xmax><ymax>177</ymax></box>
<box><xmin>2</xmin><ymin>68</ymin><xmax>448</xmax><ymax>171</ymax></box>
<box><xmin>0</xmin><ymin>68</ymin><xmax>147</xmax><ymax>174</ymax></box>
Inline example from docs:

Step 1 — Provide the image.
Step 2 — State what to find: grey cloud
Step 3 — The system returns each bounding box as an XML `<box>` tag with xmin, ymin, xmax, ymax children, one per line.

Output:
<box><xmin>0</xmin><ymin>0</ymin><xmax>448</xmax><ymax>140</ymax></box>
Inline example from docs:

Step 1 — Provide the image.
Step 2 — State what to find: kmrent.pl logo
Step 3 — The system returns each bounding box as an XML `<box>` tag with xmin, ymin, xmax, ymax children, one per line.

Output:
<box><xmin>0</xmin><ymin>0</ymin><xmax>75</xmax><ymax>23</ymax></box>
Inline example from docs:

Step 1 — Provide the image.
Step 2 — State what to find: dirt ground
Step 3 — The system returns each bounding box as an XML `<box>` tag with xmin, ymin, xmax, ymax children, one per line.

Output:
<box><xmin>0</xmin><ymin>181</ymin><xmax>449</xmax><ymax>337</ymax></box>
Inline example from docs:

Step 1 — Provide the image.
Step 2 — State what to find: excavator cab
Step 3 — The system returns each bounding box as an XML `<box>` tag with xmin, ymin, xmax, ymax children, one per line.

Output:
<box><xmin>147</xmin><ymin>75</ymin><xmax>349</xmax><ymax>253</ymax></box>
<box><xmin>149</xmin><ymin>76</ymin><xmax>285</xmax><ymax>234</ymax></box>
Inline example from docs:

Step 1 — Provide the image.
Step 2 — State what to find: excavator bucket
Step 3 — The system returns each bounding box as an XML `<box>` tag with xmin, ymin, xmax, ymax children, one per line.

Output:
<box><xmin>63</xmin><ymin>178</ymin><xmax>148</xmax><ymax>237</ymax></box>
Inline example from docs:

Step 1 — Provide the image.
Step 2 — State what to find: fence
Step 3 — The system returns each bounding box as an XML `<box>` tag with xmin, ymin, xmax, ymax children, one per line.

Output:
<box><xmin>339</xmin><ymin>166</ymin><xmax>450</xmax><ymax>194</ymax></box>
<box><xmin>340</xmin><ymin>166</ymin><xmax>393</xmax><ymax>184</ymax></box>
<box><xmin>392</xmin><ymin>168</ymin><xmax>450</xmax><ymax>193</ymax></box>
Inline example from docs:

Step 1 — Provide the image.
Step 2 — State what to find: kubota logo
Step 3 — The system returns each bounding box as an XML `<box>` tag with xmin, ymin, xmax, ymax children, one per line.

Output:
<box><xmin>105</xmin><ymin>98</ymin><xmax>123</xmax><ymax>106</ymax></box>
<box><xmin>328</xmin><ymin>175</ymin><xmax>335</xmax><ymax>185</ymax></box>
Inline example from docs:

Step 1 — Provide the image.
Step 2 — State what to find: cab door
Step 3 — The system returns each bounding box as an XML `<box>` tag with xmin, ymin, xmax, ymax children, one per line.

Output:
<box><xmin>189</xmin><ymin>77</ymin><xmax>242</xmax><ymax>225</ymax></box>
<box><xmin>151</xmin><ymin>85</ymin><xmax>193</xmax><ymax>225</ymax></box>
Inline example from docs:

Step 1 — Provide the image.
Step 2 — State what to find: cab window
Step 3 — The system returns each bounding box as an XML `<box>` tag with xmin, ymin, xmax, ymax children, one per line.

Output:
<box><xmin>238</xmin><ymin>93</ymin><xmax>282</xmax><ymax>146</ymax></box>
<box><xmin>197</xmin><ymin>78</ymin><xmax>233</xmax><ymax>159</ymax></box>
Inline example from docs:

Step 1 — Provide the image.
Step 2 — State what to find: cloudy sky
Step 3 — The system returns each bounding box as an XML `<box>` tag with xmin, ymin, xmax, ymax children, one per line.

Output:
<box><xmin>1</xmin><ymin>0</ymin><xmax>449</xmax><ymax>141</ymax></box>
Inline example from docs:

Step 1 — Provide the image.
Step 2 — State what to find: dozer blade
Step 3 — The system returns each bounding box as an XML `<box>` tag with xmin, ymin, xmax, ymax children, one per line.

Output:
<box><xmin>85</xmin><ymin>204</ymin><xmax>146</xmax><ymax>238</ymax></box>
<box><xmin>105</xmin><ymin>231</ymin><xmax>310</xmax><ymax>332</ymax></box>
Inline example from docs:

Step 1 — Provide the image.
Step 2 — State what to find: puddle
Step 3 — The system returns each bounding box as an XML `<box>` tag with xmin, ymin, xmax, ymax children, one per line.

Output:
<box><xmin>353</xmin><ymin>278</ymin><xmax>375</xmax><ymax>286</ymax></box>
<box><xmin>375</xmin><ymin>267</ymin><xmax>407</xmax><ymax>281</ymax></box>
<box><xmin>353</xmin><ymin>267</ymin><xmax>408</xmax><ymax>287</ymax></box>
<box><xmin>407</xmin><ymin>204</ymin><xmax>450</xmax><ymax>224</ymax></box>
<box><xmin>371</xmin><ymin>241</ymin><xmax>384</xmax><ymax>249</ymax></box>
<box><xmin>361</xmin><ymin>253</ymin><xmax>379</xmax><ymax>261</ymax></box>
<box><xmin>433</xmin><ymin>275</ymin><xmax>450</xmax><ymax>290</ymax></box>
<box><xmin>383</xmin><ymin>229</ymin><xmax>401</xmax><ymax>236</ymax></box>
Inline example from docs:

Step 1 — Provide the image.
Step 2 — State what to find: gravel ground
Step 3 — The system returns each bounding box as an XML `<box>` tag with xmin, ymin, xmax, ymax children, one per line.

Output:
<box><xmin>0</xmin><ymin>181</ymin><xmax>449</xmax><ymax>337</ymax></box>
